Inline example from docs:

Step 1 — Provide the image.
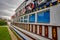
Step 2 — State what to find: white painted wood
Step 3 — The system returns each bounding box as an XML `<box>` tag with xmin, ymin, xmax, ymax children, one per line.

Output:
<box><xmin>23</xmin><ymin>16</ymin><xmax>24</xmax><ymax>23</ymax></box>
<box><xmin>37</xmin><ymin>25</ymin><xmax>39</xmax><ymax>34</ymax></box>
<box><xmin>42</xmin><ymin>26</ymin><xmax>45</xmax><ymax>36</ymax></box>
<box><xmin>20</xmin><ymin>7</ymin><xmax>50</xmax><ymax>17</ymax></box>
<box><xmin>33</xmin><ymin>25</ymin><xmax>35</xmax><ymax>33</ymax></box>
<box><xmin>10</xmin><ymin>26</ymin><xmax>33</xmax><ymax>40</ymax></box>
<box><xmin>50</xmin><ymin>4</ymin><xmax>60</xmax><ymax>26</ymax></box>
<box><xmin>57</xmin><ymin>27</ymin><xmax>60</xmax><ymax>40</ymax></box>
<box><xmin>48</xmin><ymin>26</ymin><xmax>52</xmax><ymax>39</ymax></box>
<box><xmin>28</xmin><ymin>14</ymin><xmax>29</xmax><ymax>23</ymax></box>
<box><xmin>35</xmin><ymin>13</ymin><xmax>37</xmax><ymax>23</ymax></box>
<box><xmin>14</xmin><ymin>4</ymin><xmax>60</xmax><ymax>26</ymax></box>
<box><xmin>13</xmin><ymin>25</ymin><xmax>50</xmax><ymax>40</ymax></box>
<box><xmin>52</xmin><ymin>0</ymin><xmax>57</xmax><ymax>2</ymax></box>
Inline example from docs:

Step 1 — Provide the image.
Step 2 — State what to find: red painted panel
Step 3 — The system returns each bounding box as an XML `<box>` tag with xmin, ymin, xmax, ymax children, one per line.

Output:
<box><xmin>35</xmin><ymin>25</ymin><xmax>37</xmax><ymax>34</ymax></box>
<box><xmin>52</xmin><ymin>26</ymin><xmax>57</xmax><ymax>40</ymax></box>
<box><xmin>31</xmin><ymin>25</ymin><xmax>33</xmax><ymax>32</ymax></box>
<box><xmin>58</xmin><ymin>0</ymin><xmax>60</xmax><ymax>2</ymax></box>
<box><xmin>29</xmin><ymin>24</ymin><xmax>30</xmax><ymax>31</ymax></box>
<box><xmin>39</xmin><ymin>25</ymin><xmax>42</xmax><ymax>36</ymax></box>
<box><xmin>45</xmin><ymin>26</ymin><xmax>48</xmax><ymax>38</ymax></box>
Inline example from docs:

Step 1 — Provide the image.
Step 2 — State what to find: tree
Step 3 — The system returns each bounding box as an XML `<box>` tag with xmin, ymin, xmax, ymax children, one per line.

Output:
<box><xmin>0</xmin><ymin>20</ymin><xmax>7</xmax><ymax>25</ymax></box>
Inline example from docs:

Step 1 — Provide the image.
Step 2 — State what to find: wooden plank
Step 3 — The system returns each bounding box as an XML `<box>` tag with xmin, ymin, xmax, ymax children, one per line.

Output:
<box><xmin>39</xmin><ymin>25</ymin><xmax>42</xmax><ymax>36</ymax></box>
<box><xmin>35</xmin><ymin>25</ymin><xmax>37</xmax><ymax>34</ymax></box>
<box><xmin>58</xmin><ymin>0</ymin><xmax>60</xmax><ymax>2</ymax></box>
<box><xmin>52</xmin><ymin>26</ymin><xmax>57</xmax><ymax>40</ymax></box>
<box><xmin>29</xmin><ymin>24</ymin><xmax>30</xmax><ymax>31</ymax></box>
<box><xmin>45</xmin><ymin>26</ymin><xmax>48</xmax><ymax>38</ymax></box>
<box><xmin>31</xmin><ymin>25</ymin><xmax>33</xmax><ymax>32</ymax></box>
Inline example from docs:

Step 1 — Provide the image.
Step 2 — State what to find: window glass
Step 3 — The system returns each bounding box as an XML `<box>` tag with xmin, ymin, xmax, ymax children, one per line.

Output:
<box><xmin>21</xmin><ymin>20</ymin><xmax>23</xmax><ymax>22</ymax></box>
<box><xmin>21</xmin><ymin>17</ymin><xmax>23</xmax><ymax>19</ymax></box>
<box><xmin>20</xmin><ymin>17</ymin><xmax>23</xmax><ymax>22</ymax></box>
<box><xmin>19</xmin><ymin>18</ymin><xmax>21</xmax><ymax>22</ymax></box>
<box><xmin>24</xmin><ymin>20</ymin><xmax>27</xmax><ymax>22</ymax></box>
<box><xmin>24</xmin><ymin>15</ymin><xmax>28</xmax><ymax>19</ymax></box>
<box><xmin>29</xmin><ymin>14</ymin><xmax>35</xmax><ymax>23</ymax></box>
<box><xmin>24</xmin><ymin>15</ymin><xmax>28</xmax><ymax>23</ymax></box>
<box><xmin>37</xmin><ymin>10</ymin><xmax>50</xmax><ymax>23</ymax></box>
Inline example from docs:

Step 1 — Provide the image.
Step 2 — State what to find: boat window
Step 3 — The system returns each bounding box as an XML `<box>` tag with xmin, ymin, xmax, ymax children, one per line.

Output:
<box><xmin>29</xmin><ymin>14</ymin><xmax>35</xmax><ymax>23</ymax></box>
<box><xmin>37</xmin><ymin>10</ymin><xmax>50</xmax><ymax>23</ymax></box>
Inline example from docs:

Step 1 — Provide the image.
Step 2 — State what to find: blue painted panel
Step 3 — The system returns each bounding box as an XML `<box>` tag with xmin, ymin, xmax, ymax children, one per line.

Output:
<box><xmin>29</xmin><ymin>14</ymin><xmax>35</xmax><ymax>23</ymax></box>
<box><xmin>37</xmin><ymin>11</ymin><xmax>50</xmax><ymax>23</ymax></box>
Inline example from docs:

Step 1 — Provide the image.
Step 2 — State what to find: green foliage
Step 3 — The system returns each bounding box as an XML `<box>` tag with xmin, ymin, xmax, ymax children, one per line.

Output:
<box><xmin>0</xmin><ymin>20</ymin><xmax>7</xmax><ymax>25</ymax></box>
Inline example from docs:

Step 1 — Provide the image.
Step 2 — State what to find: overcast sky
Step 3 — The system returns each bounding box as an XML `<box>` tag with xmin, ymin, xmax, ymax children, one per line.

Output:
<box><xmin>0</xmin><ymin>0</ymin><xmax>24</xmax><ymax>19</ymax></box>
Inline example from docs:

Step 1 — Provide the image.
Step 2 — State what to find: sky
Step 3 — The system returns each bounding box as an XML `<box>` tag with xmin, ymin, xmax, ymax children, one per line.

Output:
<box><xmin>0</xmin><ymin>0</ymin><xmax>24</xmax><ymax>19</ymax></box>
